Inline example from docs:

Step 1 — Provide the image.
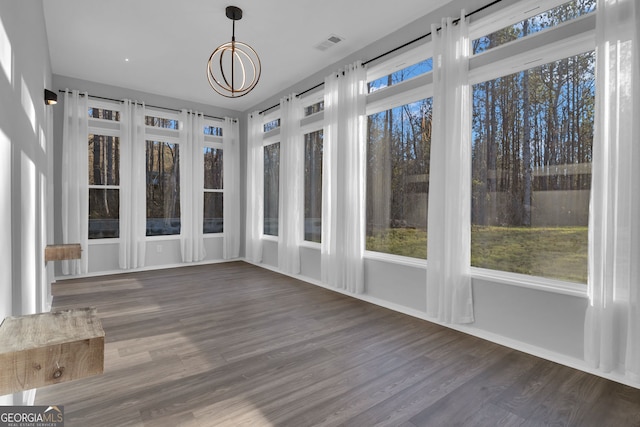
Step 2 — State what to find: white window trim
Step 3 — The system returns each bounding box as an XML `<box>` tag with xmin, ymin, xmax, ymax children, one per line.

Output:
<box><xmin>204</xmin><ymin>135</ymin><xmax>223</xmax><ymax>145</ymax></box>
<box><xmin>88</xmin><ymin>184</ymin><xmax>119</xmax><ymax>190</ymax></box>
<box><xmin>299</xmin><ymin>240</ymin><xmax>321</xmax><ymax>250</ymax></box>
<box><xmin>263</xmin><ymin>135</ymin><xmax>280</xmax><ymax>147</ymax></box>
<box><xmin>87</xmin><ymin>238</ymin><xmax>120</xmax><ymax>245</ymax></box>
<box><xmin>366</xmin><ymin>81</ymin><xmax>434</xmax><ymax>116</ymax></box>
<box><xmin>146</xmin><ymin>235</ymin><xmax>181</xmax><ymax>242</ymax></box>
<box><xmin>88</xmin><ymin>126</ymin><xmax>120</xmax><ymax>138</ymax></box>
<box><xmin>145</xmin><ymin>135</ymin><xmax>181</xmax><ymax>146</ymax></box>
<box><xmin>301</xmin><ymin>123</ymin><xmax>323</xmax><ymax>138</ymax></box>
<box><xmin>364</xmin><ymin>250</ymin><xmax>428</xmax><ymax>269</ymax></box>
<box><xmin>470</xmin><ymin>267</ymin><xmax>588</xmax><ymax>298</ymax></box>
<box><xmin>261</xmin><ymin>234</ymin><xmax>278</xmax><ymax>242</ymax></box>
<box><xmin>203</xmin><ymin>233</ymin><xmax>224</xmax><ymax>239</ymax></box>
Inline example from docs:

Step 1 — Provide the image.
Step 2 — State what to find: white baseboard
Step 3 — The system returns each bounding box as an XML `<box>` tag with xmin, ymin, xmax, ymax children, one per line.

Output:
<box><xmin>53</xmin><ymin>257</ymin><xmax>242</xmax><ymax>282</ymax></box>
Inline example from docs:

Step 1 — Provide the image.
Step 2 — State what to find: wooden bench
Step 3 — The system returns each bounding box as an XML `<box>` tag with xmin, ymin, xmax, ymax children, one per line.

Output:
<box><xmin>44</xmin><ymin>244</ymin><xmax>82</xmax><ymax>263</ymax></box>
<box><xmin>0</xmin><ymin>308</ymin><xmax>104</xmax><ymax>395</ymax></box>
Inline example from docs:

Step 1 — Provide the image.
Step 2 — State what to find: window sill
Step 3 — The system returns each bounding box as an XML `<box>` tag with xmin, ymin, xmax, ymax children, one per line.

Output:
<box><xmin>364</xmin><ymin>250</ymin><xmax>427</xmax><ymax>269</ymax></box>
<box><xmin>299</xmin><ymin>240</ymin><xmax>321</xmax><ymax>250</ymax></box>
<box><xmin>261</xmin><ymin>235</ymin><xmax>278</xmax><ymax>243</ymax></box>
<box><xmin>203</xmin><ymin>233</ymin><xmax>224</xmax><ymax>239</ymax></box>
<box><xmin>146</xmin><ymin>235</ymin><xmax>180</xmax><ymax>242</ymax></box>
<box><xmin>361</xmin><ymin>251</ymin><xmax>587</xmax><ymax>298</ymax></box>
<box><xmin>88</xmin><ymin>238</ymin><xmax>120</xmax><ymax>245</ymax></box>
<box><xmin>470</xmin><ymin>267</ymin><xmax>588</xmax><ymax>299</ymax></box>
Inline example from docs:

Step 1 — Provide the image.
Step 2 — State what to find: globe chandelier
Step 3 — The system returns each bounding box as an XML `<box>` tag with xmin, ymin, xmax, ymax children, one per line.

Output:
<box><xmin>207</xmin><ymin>6</ymin><xmax>261</xmax><ymax>98</ymax></box>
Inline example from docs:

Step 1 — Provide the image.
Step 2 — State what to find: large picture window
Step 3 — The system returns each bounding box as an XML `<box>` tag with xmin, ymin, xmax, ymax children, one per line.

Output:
<box><xmin>471</xmin><ymin>50</ymin><xmax>595</xmax><ymax>283</ymax></box>
<box><xmin>263</xmin><ymin>142</ymin><xmax>280</xmax><ymax>236</ymax></box>
<box><xmin>366</xmin><ymin>98</ymin><xmax>433</xmax><ymax>259</ymax></box>
<box><xmin>304</xmin><ymin>130</ymin><xmax>323</xmax><ymax>243</ymax></box>
<box><xmin>146</xmin><ymin>140</ymin><xmax>180</xmax><ymax>236</ymax></box>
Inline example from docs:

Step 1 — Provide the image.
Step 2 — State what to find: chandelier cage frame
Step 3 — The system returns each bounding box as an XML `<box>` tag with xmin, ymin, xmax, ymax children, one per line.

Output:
<box><xmin>207</xmin><ymin>6</ymin><xmax>261</xmax><ymax>98</ymax></box>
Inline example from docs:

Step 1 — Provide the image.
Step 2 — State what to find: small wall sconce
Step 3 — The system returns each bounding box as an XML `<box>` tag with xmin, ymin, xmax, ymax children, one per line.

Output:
<box><xmin>44</xmin><ymin>89</ymin><xmax>58</xmax><ymax>105</ymax></box>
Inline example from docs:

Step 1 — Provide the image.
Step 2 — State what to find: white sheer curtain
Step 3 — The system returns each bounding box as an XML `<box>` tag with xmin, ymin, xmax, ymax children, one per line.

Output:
<box><xmin>426</xmin><ymin>13</ymin><xmax>474</xmax><ymax>324</ymax></box>
<box><xmin>119</xmin><ymin>100</ymin><xmax>147</xmax><ymax>269</ymax></box>
<box><xmin>245</xmin><ymin>111</ymin><xmax>264</xmax><ymax>263</ymax></box>
<box><xmin>321</xmin><ymin>61</ymin><xmax>366</xmax><ymax>293</ymax></box>
<box><xmin>61</xmin><ymin>90</ymin><xmax>88</xmax><ymax>275</ymax></box>
<box><xmin>278</xmin><ymin>94</ymin><xmax>303</xmax><ymax>274</ymax></box>
<box><xmin>223</xmin><ymin>117</ymin><xmax>241</xmax><ymax>259</ymax></box>
<box><xmin>180</xmin><ymin>110</ymin><xmax>206</xmax><ymax>263</ymax></box>
<box><xmin>585</xmin><ymin>0</ymin><xmax>640</xmax><ymax>382</ymax></box>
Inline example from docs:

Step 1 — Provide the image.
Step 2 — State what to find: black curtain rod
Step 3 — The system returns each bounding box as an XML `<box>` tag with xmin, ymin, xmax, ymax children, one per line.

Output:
<box><xmin>258</xmin><ymin>81</ymin><xmax>325</xmax><ymax>115</ymax></box>
<box><xmin>363</xmin><ymin>0</ymin><xmax>503</xmax><ymax>66</ymax></box>
<box><xmin>57</xmin><ymin>90</ymin><xmax>232</xmax><ymax>122</ymax></box>
<box><xmin>258</xmin><ymin>0</ymin><xmax>503</xmax><ymax>116</ymax></box>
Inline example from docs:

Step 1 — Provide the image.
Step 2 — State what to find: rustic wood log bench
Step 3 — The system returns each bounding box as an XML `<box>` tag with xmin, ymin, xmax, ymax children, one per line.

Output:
<box><xmin>0</xmin><ymin>307</ymin><xmax>104</xmax><ymax>396</ymax></box>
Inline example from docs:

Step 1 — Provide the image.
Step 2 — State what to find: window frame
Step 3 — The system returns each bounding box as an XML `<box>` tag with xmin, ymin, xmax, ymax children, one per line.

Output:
<box><xmin>144</xmin><ymin>109</ymin><xmax>182</xmax><ymax>240</ymax></box>
<box><xmin>87</xmin><ymin>99</ymin><xmax>123</xmax><ymax>243</ymax></box>
<box><xmin>301</xmin><ymin>126</ymin><xmax>324</xmax><ymax>246</ymax></box>
<box><xmin>203</xmin><ymin>117</ymin><xmax>224</xmax><ymax>237</ymax></box>
<box><xmin>358</xmin><ymin>0</ymin><xmax>594</xmax><ymax>296</ymax></box>
<box><xmin>467</xmin><ymin>0</ymin><xmax>595</xmax><ymax>293</ymax></box>
<box><xmin>363</xmin><ymin>42</ymin><xmax>434</xmax><ymax>263</ymax></box>
<box><xmin>261</xmin><ymin>110</ymin><xmax>281</xmax><ymax>241</ymax></box>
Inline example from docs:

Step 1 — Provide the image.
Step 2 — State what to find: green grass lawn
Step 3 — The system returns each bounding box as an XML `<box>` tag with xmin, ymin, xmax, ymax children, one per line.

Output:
<box><xmin>366</xmin><ymin>225</ymin><xmax>588</xmax><ymax>284</ymax></box>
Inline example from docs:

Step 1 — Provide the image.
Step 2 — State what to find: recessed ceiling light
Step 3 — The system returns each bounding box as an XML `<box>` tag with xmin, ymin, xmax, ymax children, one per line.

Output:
<box><xmin>125</xmin><ymin>58</ymin><xmax>130</xmax><ymax>62</ymax></box>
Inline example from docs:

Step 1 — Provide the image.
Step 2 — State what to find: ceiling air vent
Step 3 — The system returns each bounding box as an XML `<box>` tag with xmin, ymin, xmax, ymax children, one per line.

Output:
<box><xmin>315</xmin><ymin>34</ymin><xmax>344</xmax><ymax>51</ymax></box>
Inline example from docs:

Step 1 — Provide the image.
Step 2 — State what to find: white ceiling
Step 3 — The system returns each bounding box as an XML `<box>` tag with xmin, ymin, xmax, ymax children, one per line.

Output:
<box><xmin>43</xmin><ymin>0</ymin><xmax>451</xmax><ymax>112</ymax></box>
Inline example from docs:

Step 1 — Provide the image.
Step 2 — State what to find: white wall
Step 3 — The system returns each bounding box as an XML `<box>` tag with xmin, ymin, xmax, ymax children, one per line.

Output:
<box><xmin>0</xmin><ymin>0</ymin><xmax>53</xmax><ymax>404</ymax></box>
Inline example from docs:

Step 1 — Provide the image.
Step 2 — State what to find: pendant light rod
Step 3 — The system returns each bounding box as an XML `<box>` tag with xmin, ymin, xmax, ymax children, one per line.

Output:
<box><xmin>207</xmin><ymin>5</ymin><xmax>261</xmax><ymax>98</ymax></box>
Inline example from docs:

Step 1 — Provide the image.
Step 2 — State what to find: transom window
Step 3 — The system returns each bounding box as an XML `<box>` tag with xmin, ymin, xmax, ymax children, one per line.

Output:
<box><xmin>146</xmin><ymin>115</ymin><xmax>179</xmax><ymax>130</ymax></box>
<box><xmin>304</xmin><ymin>101</ymin><xmax>324</xmax><ymax>117</ymax></box>
<box><xmin>368</xmin><ymin>58</ymin><xmax>433</xmax><ymax>93</ymax></box>
<box><xmin>472</xmin><ymin>0</ymin><xmax>596</xmax><ymax>54</ymax></box>
<box><xmin>263</xmin><ymin>118</ymin><xmax>281</xmax><ymax>133</ymax></box>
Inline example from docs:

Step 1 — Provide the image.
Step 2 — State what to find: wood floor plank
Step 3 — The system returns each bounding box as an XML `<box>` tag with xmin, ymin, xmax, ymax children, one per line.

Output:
<box><xmin>32</xmin><ymin>261</ymin><xmax>640</xmax><ymax>427</ymax></box>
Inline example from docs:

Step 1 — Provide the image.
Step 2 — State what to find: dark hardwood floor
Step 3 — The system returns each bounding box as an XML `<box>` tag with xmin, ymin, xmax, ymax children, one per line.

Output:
<box><xmin>35</xmin><ymin>261</ymin><xmax>640</xmax><ymax>426</ymax></box>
